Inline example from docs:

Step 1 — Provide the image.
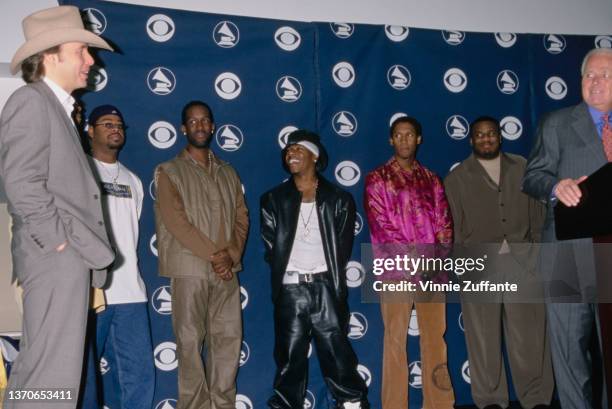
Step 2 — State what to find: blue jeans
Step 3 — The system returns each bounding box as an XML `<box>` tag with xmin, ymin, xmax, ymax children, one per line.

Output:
<box><xmin>80</xmin><ymin>302</ymin><xmax>155</xmax><ymax>409</ymax></box>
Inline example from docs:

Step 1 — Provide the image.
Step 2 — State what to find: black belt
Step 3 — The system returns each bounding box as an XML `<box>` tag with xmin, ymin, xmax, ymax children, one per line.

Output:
<box><xmin>285</xmin><ymin>271</ymin><xmax>328</xmax><ymax>284</ymax></box>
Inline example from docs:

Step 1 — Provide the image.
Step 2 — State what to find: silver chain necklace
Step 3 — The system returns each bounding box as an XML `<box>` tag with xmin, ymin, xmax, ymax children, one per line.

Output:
<box><xmin>299</xmin><ymin>179</ymin><xmax>319</xmax><ymax>239</ymax></box>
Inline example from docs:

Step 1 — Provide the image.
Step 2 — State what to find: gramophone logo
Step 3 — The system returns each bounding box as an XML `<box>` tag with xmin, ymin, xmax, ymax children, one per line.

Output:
<box><xmin>276</xmin><ymin>76</ymin><xmax>303</xmax><ymax>102</ymax></box>
<box><xmin>458</xmin><ymin>311</ymin><xmax>465</xmax><ymax>332</ymax></box>
<box><xmin>332</xmin><ymin>111</ymin><xmax>358</xmax><ymax>137</ymax></box>
<box><xmin>239</xmin><ymin>341</ymin><xmax>250</xmax><ymax>366</ymax></box>
<box><xmin>497</xmin><ymin>70</ymin><xmax>519</xmax><ymax>94</ymax></box>
<box><xmin>494</xmin><ymin>32</ymin><xmax>517</xmax><ymax>48</ymax></box>
<box><xmin>240</xmin><ymin>286</ymin><xmax>249</xmax><ymax>310</ymax></box>
<box><xmin>408</xmin><ymin>309</ymin><xmax>419</xmax><ymax>336</ymax></box>
<box><xmin>146</xmin><ymin>14</ymin><xmax>175</xmax><ymax>42</ymax></box>
<box><xmin>354</xmin><ymin>212</ymin><xmax>363</xmax><ymax>236</ymax></box>
<box><xmin>147</xmin><ymin>67</ymin><xmax>176</xmax><ymax>95</ymax></box>
<box><xmin>215</xmin><ymin>125</ymin><xmax>244</xmax><ymax>152</ymax></box>
<box><xmin>387</xmin><ymin>65</ymin><xmax>411</xmax><ymax>90</ymax></box>
<box><xmin>213</xmin><ymin>21</ymin><xmax>239</xmax><ymax>48</ymax></box>
<box><xmin>446</xmin><ymin>115</ymin><xmax>469</xmax><ymax>140</ymax></box>
<box><xmin>409</xmin><ymin>361</ymin><xmax>423</xmax><ymax>388</ymax></box>
<box><xmin>330</xmin><ymin>23</ymin><xmax>354</xmax><ymax>39</ymax></box>
<box><xmin>543</xmin><ymin>34</ymin><xmax>566</xmax><ymax>54</ymax></box>
<box><xmin>303</xmin><ymin>390</ymin><xmax>316</xmax><ymax>409</ymax></box>
<box><xmin>99</xmin><ymin>357</ymin><xmax>109</xmax><ymax>375</ymax></box>
<box><xmin>385</xmin><ymin>25</ymin><xmax>409</xmax><ymax>42</ymax></box>
<box><xmin>155</xmin><ymin>399</ymin><xmax>177</xmax><ymax>409</ymax></box>
<box><xmin>347</xmin><ymin>312</ymin><xmax>368</xmax><ymax>339</ymax></box>
<box><xmin>275</xmin><ymin>26</ymin><xmax>301</xmax><ymax>51</ymax></box>
<box><xmin>442</xmin><ymin>30</ymin><xmax>465</xmax><ymax>45</ymax></box>
<box><xmin>82</xmin><ymin>8</ymin><xmax>106</xmax><ymax>34</ymax></box>
<box><xmin>151</xmin><ymin>285</ymin><xmax>172</xmax><ymax>315</ymax></box>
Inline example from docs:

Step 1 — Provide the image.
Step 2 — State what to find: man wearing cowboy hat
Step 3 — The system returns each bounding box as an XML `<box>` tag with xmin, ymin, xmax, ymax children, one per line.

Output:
<box><xmin>0</xmin><ymin>6</ymin><xmax>114</xmax><ymax>408</ymax></box>
<box><xmin>260</xmin><ymin>130</ymin><xmax>370</xmax><ymax>409</ymax></box>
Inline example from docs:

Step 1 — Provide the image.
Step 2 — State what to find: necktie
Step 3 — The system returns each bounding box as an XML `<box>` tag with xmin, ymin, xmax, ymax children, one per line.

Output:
<box><xmin>603</xmin><ymin>114</ymin><xmax>612</xmax><ymax>162</ymax></box>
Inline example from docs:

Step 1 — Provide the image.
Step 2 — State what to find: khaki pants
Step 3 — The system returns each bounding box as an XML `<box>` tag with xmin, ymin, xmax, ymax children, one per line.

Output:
<box><xmin>380</xmin><ymin>292</ymin><xmax>454</xmax><ymax>409</ymax></box>
<box><xmin>171</xmin><ymin>274</ymin><xmax>242</xmax><ymax>409</ymax></box>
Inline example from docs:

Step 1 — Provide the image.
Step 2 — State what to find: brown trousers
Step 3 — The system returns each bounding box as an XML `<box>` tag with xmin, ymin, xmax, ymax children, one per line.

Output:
<box><xmin>380</xmin><ymin>292</ymin><xmax>455</xmax><ymax>409</ymax></box>
<box><xmin>171</xmin><ymin>274</ymin><xmax>242</xmax><ymax>409</ymax></box>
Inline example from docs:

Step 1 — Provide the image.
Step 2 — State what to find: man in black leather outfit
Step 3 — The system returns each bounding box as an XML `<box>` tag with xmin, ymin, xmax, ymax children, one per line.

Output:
<box><xmin>260</xmin><ymin>130</ymin><xmax>370</xmax><ymax>409</ymax></box>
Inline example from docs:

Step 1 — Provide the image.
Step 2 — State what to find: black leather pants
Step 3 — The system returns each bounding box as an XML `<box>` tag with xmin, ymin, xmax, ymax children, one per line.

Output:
<box><xmin>268</xmin><ymin>274</ymin><xmax>369</xmax><ymax>409</ymax></box>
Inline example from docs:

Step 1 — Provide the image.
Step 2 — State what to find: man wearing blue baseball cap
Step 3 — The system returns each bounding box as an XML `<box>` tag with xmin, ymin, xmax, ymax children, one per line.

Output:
<box><xmin>80</xmin><ymin>105</ymin><xmax>154</xmax><ymax>409</ymax></box>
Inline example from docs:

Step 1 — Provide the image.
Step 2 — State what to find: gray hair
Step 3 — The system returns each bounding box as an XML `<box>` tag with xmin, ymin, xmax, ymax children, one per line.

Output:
<box><xmin>581</xmin><ymin>48</ymin><xmax>612</xmax><ymax>76</ymax></box>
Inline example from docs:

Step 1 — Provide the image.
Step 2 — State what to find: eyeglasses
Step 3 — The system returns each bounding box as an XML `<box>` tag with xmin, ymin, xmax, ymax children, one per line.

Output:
<box><xmin>94</xmin><ymin>122</ymin><xmax>126</xmax><ymax>131</ymax></box>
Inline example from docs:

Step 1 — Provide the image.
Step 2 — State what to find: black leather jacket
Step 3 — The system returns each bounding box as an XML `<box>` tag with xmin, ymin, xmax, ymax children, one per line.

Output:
<box><xmin>260</xmin><ymin>175</ymin><xmax>356</xmax><ymax>302</ymax></box>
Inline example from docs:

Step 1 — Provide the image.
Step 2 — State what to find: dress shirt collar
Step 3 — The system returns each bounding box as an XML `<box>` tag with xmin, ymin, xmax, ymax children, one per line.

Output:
<box><xmin>43</xmin><ymin>77</ymin><xmax>76</xmax><ymax>120</ymax></box>
<box><xmin>588</xmin><ymin>105</ymin><xmax>611</xmax><ymax>137</ymax></box>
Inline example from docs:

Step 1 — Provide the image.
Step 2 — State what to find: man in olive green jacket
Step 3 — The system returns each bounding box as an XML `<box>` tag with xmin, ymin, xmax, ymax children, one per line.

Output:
<box><xmin>154</xmin><ymin>100</ymin><xmax>249</xmax><ymax>409</ymax></box>
<box><xmin>444</xmin><ymin>116</ymin><xmax>553</xmax><ymax>409</ymax></box>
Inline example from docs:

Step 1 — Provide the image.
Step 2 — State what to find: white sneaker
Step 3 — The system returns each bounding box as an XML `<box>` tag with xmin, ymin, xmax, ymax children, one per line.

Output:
<box><xmin>342</xmin><ymin>402</ymin><xmax>361</xmax><ymax>409</ymax></box>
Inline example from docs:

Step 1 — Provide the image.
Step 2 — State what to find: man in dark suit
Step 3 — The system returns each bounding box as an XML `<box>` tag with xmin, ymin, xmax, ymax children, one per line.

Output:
<box><xmin>523</xmin><ymin>47</ymin><xmax>611</xmax><ymax>409</ymax></box>
<box><xmin>0</xmin><ymin>6</ymin><xmax>115</xmax><ymax>408</ymax></box>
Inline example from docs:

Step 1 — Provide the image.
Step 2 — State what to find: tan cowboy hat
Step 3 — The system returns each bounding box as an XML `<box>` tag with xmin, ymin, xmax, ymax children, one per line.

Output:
<box><xmin>10</xmin><ymin>5</ymin><xmax>113</xmax><ymax>75</ymax></box>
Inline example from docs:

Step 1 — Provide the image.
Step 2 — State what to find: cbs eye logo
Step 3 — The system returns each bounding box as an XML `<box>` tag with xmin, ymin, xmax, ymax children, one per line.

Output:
<box><xmin>500</xmin><ymin>116</ymin><xmax>523</xmax><ymax>140</ymax></box>
<box><xmin>443</xmin><ymin>68</ymin><xmax>467</xmax><ymax>93</ymax></box>
<box><xmin>86</xmin><ymin>66</ymin><xmax>107</xmax><ymax>92</ymax></box>
<box><xmin>346</xmin><ymin>261</ymin><xmax>365</xmax><ymax>288</ymax></box>
<box><xmin>278</xmin><ymin>125</ymin><xmax>298</xmax><ymax>148</ymax></box>
<box><xmin>462</xmin><ymin>360</ymin><xmax>471</xmax><ymax>384</ymax></box>
<box><xmin>357</xmin><ymin>364</ymin><xmax>372</xmax><ymax>387</ymax></box>
<box><xmin>494</xmin><ymin>32</ymin><xmax>517</xmax><ymax>48</ymax></box>
<box><xmin>275</xmin><ymin>26</ymin><xmax>301</xmax><ymax>51</ymax></box>
<box><xmin>385</xmin><ymin>25</ymin><xmax>409</xmax><ymax>42</ymax></box>
<box><xmin>545</xmin><ymin>76</ymin><xmax>567</xmax><ymax>100</ymax></box>
<box><xmin>147</xmin><ymin>14</ymin><xmax>175</xmax><ymax>42</ymax></box>
<box><xmin>149</xmin><ymin>234</ymin><xmax>158</xmax><ymax>256</ymax></box>
<box><xmin>154</xmin><ymin>342</ymin><xmax>178</xmax><ymax>371</ymax></box>
<box><xmin>595</xmin><ymin>35</ymin><xmax>612</xmax><ymax>48</ymax></box>
<box><xmin>335</xmin><ymin>161</ymin><xmax>361</xmax><ymax>187</ymax></box>
<box><xmin>148</xmin><ymin>121</ymin><xmax>177</xmax><ymax>149</ymax></box>
<box><xmin>332</xmin><ymin>62</ymin><xmax>355</xmax><ymax>88</ymax></box>
<box><xmin>389</xmin><ymin>112</ymin><xmax>408</xmax><ymax>127</ymax></box>
<box><xmin>215</xmin><ymin>72</ymin><xmax>242</xmax><ymax>100</ymax></box>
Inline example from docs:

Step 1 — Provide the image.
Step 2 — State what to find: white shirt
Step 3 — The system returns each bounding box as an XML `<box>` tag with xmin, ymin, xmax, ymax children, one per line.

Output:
<box><xmin>285</xmin><ymin>202</ymin><xmax>328</xmax><ymax>280</ymax></box>
<box><xmin>93</xmin><ymin>158</ymin><xmax>147</xmax><ymax>304</ymax></box>
<box><xmin>43</xmin><ymin>77</ymin><xmax>75</xmax><ymax>120</ymax></box>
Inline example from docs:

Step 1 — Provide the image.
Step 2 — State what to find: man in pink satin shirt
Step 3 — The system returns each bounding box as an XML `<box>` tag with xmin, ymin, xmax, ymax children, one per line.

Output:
<box><xmin>364</xmin><ymin>116</ymin><xmax>455</xmax><ymax>409</ymax></box>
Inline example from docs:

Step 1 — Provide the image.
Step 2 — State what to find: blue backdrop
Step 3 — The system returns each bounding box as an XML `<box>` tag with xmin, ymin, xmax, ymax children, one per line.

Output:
<box><xmin>45</xmin><ymin>1</ymin><xmax>612</xmax><ymax>408</ymax></box>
